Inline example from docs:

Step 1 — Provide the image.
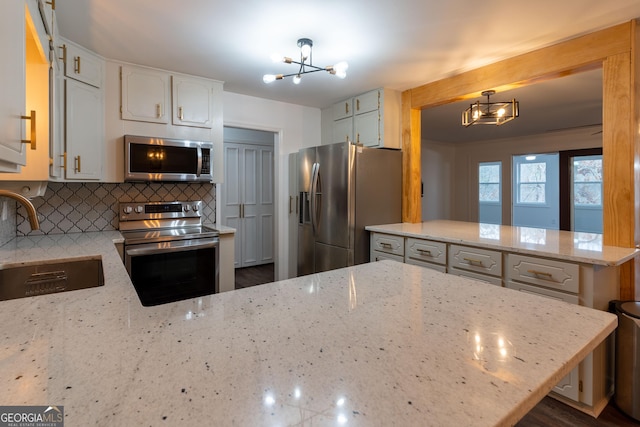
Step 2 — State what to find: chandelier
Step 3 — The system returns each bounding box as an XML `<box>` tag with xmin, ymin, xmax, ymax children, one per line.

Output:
<box><xmin>263</xmin><ymin>38</ymin><xmax>348</xmax><ymax>85</ymax></box>
<box><xmin>462</xmin><ymin>90</ymin><xmax>519</xmax><ymax>126</ymax></box>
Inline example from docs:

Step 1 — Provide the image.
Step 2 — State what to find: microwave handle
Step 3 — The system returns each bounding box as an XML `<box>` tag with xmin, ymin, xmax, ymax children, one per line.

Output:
<box><xmin>196</xmin><ymin>147</ymin><xmax>202</xmax><ymax>177</ymax></box>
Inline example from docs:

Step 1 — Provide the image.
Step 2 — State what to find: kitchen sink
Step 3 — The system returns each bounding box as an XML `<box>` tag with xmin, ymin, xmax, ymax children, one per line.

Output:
<box><xmin>0</xmin><ymin>256</ymin><xmax>104</xmax><ymax>302</ymax></box>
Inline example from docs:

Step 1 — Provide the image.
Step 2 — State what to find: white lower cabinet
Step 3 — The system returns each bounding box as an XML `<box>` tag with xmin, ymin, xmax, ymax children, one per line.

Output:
<box><xmin>369</xmin><ymin>231</ymin><xmax>619</xmax><ymax>416</ymax></box>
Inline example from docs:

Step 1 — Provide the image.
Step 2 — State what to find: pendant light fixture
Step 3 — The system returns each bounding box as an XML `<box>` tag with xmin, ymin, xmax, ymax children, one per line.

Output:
<box><xmin>462</xmin><ymin>90</ymin><xmax>519</xmax><ymax>126</ymax></box>
<box><xmin>263</xmin><ymin>38</ymin><xmax>348</xmax><ymax>85</ymax></box>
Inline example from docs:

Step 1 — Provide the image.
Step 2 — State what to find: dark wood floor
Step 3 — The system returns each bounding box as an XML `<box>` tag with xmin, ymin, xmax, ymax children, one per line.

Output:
<box><xmin>234</xmin><ymin>263</ymin><xmax>274</xmax><ymax>289</ymax></box>
<box><xmin>233</xmin><ymin>264</ymin><xmax>638</xmax><ymax>426</ymax></box>
<box><xmin>517</xmin><ymin>396</ymin><xmax>639</xmax><ymax>426</ymax></box>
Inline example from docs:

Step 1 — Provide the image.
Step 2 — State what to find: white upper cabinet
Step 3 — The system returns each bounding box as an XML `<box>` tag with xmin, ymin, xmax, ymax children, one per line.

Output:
<box><xmin>172</xmin><ymin>75</ymin><xmax>220</xmax><ymax>128</ymax></box>
<box><xmin>65</xmin><ymin>78</ymin><xmax>103</xmax><ymax>180</ymax></box>
<box><xmin>63</xmin><ymin>41</ymin><xmax>102</xmax><ymax>88</ymax></box>
<box><xmin>325</xmin><ymin>88</ymin><xmax>401</xmax><ymax>149</ymax></box>
<box><xmin>120</xmin><ymin>63</ymin><xmax>222</xmax><ymax>129</ymax></box>
<box><xmin>120</xmin><ymin>64</ymin><xmax>170</xmax><ymax>124</ymax></box>
<box><xmin>0</xmin><ymin>1</ymin><xmax>27</xmax><ymax>169</ymax></box>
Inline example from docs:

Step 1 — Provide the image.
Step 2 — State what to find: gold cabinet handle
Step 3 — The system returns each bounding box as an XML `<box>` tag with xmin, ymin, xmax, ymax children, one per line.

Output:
<box><xmin>463</xmin><ymin>257</ymin><xmax>483</xmax><ymax>266</ymax></box>
<box><xmin>527</xmin><ymin>270</ymin><xmax>554</xmax><ymax>280</ymax></box>
<box><xmin>356</xmin><ymin>98</ymin><xmax>360</xmax><ymax>111</ymax></box>
<box><xmin>59</xmin><ymin>44</ymin><xmax>66</xmax><ymax>62</ymax></box>
<box><xmin>46</xmin><ymin>0</ymin><xmax>55</xmax><ymax>9</ymax></box>
<box><xmin>21</xmin><ymin>110</ymin><xmax>36</xmax><ymax>150</ymax></box>
<box><xmin>289</xmin><ymin>196</ymin><xmax>294</xmax><ymax>214</ymax></box>
<box><xmin>178</xmin><ymin>106</ymin><xmax>184</xmax><ymax>121</ymax></box>
<box><xmin>380</xmin><ymin>242</ymin><xmax>392</xmax><ymax>249</ymax></box>
<box><xmin>417</xmin><ymin>248</ymin><xmax>432</xmax><ymax>256</ymax></box>
<box><xmin>74</xmin><ymin>155</ymin><xmax>81</xmax><ymax>173</ymax></box>
<box><xmin>74</xmin><ymin>56</ymin><xmax>81</xmax><ymax>74</ymax></box>
<box><xmin>156</xmin><ymin>103</ymin><xmax>162</xmax><ymax>118</ymax></box>
<box><xmin>345</xmin><ymin>102</ymin><xmax>349</xmax><ymax>115</ymax></box>
<box><xmin>59</xmin><ymin>152</ymin><xmax>67</xmax><ymax>171</ymax></box>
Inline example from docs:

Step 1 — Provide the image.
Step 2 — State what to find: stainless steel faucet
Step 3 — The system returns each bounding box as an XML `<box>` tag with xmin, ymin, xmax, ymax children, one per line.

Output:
<box><xmin>0</xmin><ymin>190</ymin><xmax>40</xmax><ymax>230</ymax></box>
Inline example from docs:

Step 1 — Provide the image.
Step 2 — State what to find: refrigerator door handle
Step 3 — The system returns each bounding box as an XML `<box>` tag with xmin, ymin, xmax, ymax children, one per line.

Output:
<box><xmin>310</xmin><ymin>162</ymin><xmax>320</xmax><ymax>234</ymax></box>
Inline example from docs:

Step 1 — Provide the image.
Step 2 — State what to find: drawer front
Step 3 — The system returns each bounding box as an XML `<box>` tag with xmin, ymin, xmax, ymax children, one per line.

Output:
<box><xmin>370</xmin><ymin>250</ymin><xmax>404</xmax><ymax>264</ymax></box>
<box><xmin>371</xmin><ymin>233</ymin><xmax>404</xmax><ymax>256</ymax></box>
<box><xmin>505</xmin><ymin>280</ymin><xmax>579</xmax><ymax>305</ymax></box>
<box><xmin>507</xmin><ymin>254</ymin><xmax>579</xmax><ymax>294</ymax></box>
<box><xmin>406</xmin><ymin>238</ymin><xmax>446</xmax><ymax>265</ymax></box>
<box><xmin>449</xmin><ymin>268</ymin><xmax>503</xmax><ymax>287</ymax></box>
<box><xmin>405</xmin><ymin>257</ymin><xmax>447</xmax><ymax>273</ymax></box>
<box><xmin>448</xmin><ymin>244</ymin><xmax>502</xmax><ymax>277</ymax></box>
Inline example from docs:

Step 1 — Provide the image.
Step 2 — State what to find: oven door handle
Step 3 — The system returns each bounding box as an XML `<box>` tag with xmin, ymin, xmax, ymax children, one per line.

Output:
<box><xmin>125</xmin><ymin>238</ymin><xmax>219</xmax><ymax>257</ymax></box>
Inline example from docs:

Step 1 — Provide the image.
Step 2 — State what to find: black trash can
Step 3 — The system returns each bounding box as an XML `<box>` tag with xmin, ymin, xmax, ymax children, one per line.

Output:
<box><xmin>611</xmin><ymin>300</ymin><xmax>640</xmax><ymax>421</ymax></box>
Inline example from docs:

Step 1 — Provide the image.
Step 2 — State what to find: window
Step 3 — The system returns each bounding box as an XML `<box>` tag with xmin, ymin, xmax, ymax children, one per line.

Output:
<box><xmin>573</xmin><ymin>157</ymin><xmax>602</xmax><ymax>206</ymax></box>
<box><xmin>479</xmin><ymin>161</ymin><xmax>501</xmax><ymax>224</ymax></box>
<box><xmin>517</xmin><ymin>161</ymin><xmax>546</xmax><ymax>204</ymax></box>
<box><xmin>479</xmin><ymin>162</ymin><xmax>501</xmax><ymax>203</ymax></box>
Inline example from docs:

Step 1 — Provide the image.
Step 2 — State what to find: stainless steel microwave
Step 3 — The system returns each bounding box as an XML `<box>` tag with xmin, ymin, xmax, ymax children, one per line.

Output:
<box><xmin>124</xmin><ymin>135</ymin><xmax>213</xmax><ymax>182</ymax></box>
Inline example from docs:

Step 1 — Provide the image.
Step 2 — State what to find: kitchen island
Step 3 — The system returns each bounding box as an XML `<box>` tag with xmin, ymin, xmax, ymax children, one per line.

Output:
<box><xmin>0</xmin><ymin>232</ymin><xmax>617</xmax><ymax>426</ymax></box>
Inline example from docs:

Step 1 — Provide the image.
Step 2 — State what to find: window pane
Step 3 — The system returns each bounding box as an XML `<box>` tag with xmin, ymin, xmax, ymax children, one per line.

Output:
<box><xmin>479</xmin><ymin>164</ymin><xmax>500</xmax><ymax>183</ymax></box>
<box><xmin>520</xmin><ymin>162</ymin><xmax>546</xmax><ymax>183</ymax></box>
<box><xmin>574</xmin><ymin>159</ymin><xmax>602</xmax><ymax>182</ymax></box>
<box><xmin>574</xmin><ymin>183</ymin><xmax>602</xmax><ymax>205</ymax></box>
<box><xmin>519</xmin><ymin>183</ymin><xmax>546</xmax><ymax>203</ymax></box>
<box><xmin>479</xmin><ymin>183</ymin><xmax>500</xmax><ymax>202</ymax></box>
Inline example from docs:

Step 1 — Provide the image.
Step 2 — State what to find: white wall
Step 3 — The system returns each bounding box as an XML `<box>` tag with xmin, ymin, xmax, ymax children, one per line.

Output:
<box><xmin>222</xmin><ymin>91</ymin><xmax>321</xmax><ymax>281</ymax></box>
<box><xmin>422</xmin><ymin>126</ymin><xmax>603</xmax><ymax>224</ymax></box>
<box><xmin>421</xmin><ymin>140</ymin><xmax>455</xmax><ymax>221</ymax></box>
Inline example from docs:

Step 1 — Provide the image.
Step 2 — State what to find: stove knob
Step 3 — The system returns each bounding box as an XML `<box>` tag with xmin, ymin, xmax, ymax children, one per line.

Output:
<box><xmin>135</xmin><ymin>205</ymin><xmax>144</xmax><ymax>213</ymax></box>
<box><xmin>192</xmin><ymin>204</ymin><xmax>199</xmax><ymax>212</ymax></box>
<box><xmin>184</xmin><ymin>205</ymin><xmax>191</xmax><ymax>212</ymax></box>
<box><xmin>122</xmin><ymin>206</ymin><xmax>133</xmax><ymax>214</ymax></box>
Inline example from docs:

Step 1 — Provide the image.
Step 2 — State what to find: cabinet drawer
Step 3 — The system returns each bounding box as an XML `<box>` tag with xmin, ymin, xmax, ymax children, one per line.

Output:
<box><xmin>507</xmin><ymin>254</ymin><xmax>579</xmax><ymax>294</ymax></box>
<box><xmin>405</xmin><ymin>258</ymin><xmax>447</xmax><ymax>273</ymax></box>
<box><xmin>370</xmin><ymin>250</ymin><xmax>404</xmax><ymax>264</ymax></box>
<box><xmin>449</xmin><ymin>268</ymin><xmax>503</xmax><ymax>287</ymax></box>
<box><xmin>371</xmin><ymin>233</ymin><xmax>404</xmax><ymax>256</ymax></box>
<box><xmin>406</xmin><ymin>238</ymin><xmax>446</xmax><ymax>265</ymax></box>
<box><xmin>448</xmin><ymin>244</ymin><xmax>502</xmax><ymax>277</ymax></box>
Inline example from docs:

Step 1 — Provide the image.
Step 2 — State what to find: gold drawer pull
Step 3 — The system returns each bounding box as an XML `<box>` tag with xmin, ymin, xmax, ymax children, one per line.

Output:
<box><xmin>74</xmin><ymin>155</ymin><xmax>81</xmax><ymax>173</ymax></box>
<box><xmin>463</xmin><ymin>257</ymin><xmax>483</xmax><ymax>266</ymax></box>
<box><xmin>380</xmin><ymin>242</ymin><xmax>393</xmax><ymax>249</ymax></box>
<box><xmin>21</xmin><ymin>110</ymin><xmax>36</xmax><ymax>150</ymax></box>
<box><xmin>417</xmin><ymin>248</ymin><xmax>432</xmax><ymax>256</ymax></box>
<box><xmin>528</xmin><ymin>270</ymin><xmax>554</xmax><ymax>280</ymax></box>
<box><xmin>74</xmin><ymin>56</ymin><xmax>81</xmax><ymax>74</ymax></box>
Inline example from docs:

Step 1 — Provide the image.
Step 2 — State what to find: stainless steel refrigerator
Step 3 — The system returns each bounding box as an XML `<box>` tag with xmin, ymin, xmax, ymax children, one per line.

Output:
<box><xmin>297</xmin><ymin>142</ymin><xmax>402</xmax><ymax>275</ymax></box>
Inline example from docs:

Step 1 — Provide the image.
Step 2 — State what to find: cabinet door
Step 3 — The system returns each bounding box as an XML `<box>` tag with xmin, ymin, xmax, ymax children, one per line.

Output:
<box><xmin>65</xmin><ymin>79</ymin><xmax>103</xmax><ymax>180</ymax></box>
<box><xmin>333</xmin><ymin>117</ymin><xmax>353</xmax><ymax>143</ymax></box>
<box><xmin>64</xmin><ymin>42</ymin><xmax>102</xmax><ymax>88</ymax></box>
<box><xmin>0</xmin><ymin>1</ymin><xmax>27</xmax><ymax>169</ymax></box>
<box><xmin>354</xmin><ymin>110</ymin><xmax>380</xmax><ymax>147</ymax></box>
<box><xmin>354</xmin><ymin>90</ymin><xmax>379</xmax><ymax>115</ymax></box>
<box><xmin>121</xmin><ymin>65</ymin><xmax>170</xmax><ymax>124</ymax></box>
<box><xmin>332</xmin><ymin>99</ymin><xmax>352</xmax><ymax>121</ymax></box>
<box><xmin>49</xmin><ymin>52</ymin><xmax>65</xmax><ymax>179</ymax></box>
<box><xmin>172</xmin><ymin>75</ymin><xmax>217</xmax><ymax>128</ymax></box>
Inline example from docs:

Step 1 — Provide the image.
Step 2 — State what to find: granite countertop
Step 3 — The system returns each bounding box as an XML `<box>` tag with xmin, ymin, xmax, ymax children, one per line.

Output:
<box><xmin>0</xmin><ymin>233</ymin><xmax>617</xmax><ymax>426</ymax></box>
<box><xmin>366</xmin><ymin>220</ymin><xmax>639</xmax><ymax>266</ymax></box>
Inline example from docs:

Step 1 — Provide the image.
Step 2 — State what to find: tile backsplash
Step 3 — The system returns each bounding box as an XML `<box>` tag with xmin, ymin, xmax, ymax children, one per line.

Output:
<box><xmin>16</xmin><ymin>182</ymin><xmax>216</xmax><ymax>236</ymax></box>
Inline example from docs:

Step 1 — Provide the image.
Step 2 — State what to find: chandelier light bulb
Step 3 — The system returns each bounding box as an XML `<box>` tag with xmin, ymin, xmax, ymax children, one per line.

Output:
<box><xmin>270</xmin><ymin>53</ymin><xmax>283</xmax><ymax>63</ymax></box>
<box><xmin>293</xmin><ymin>75</ymin><xmax>302</xmax><ymax>85</ymax></box>
<box><xmin>333</xmin><ymin>61</ymin><xmax>348</xmax><ymax>79</ymax></box>
<box><xmin>263</xmin><ymin>74</ymin><xmax>277</xmax><ymax>84</ymax></box>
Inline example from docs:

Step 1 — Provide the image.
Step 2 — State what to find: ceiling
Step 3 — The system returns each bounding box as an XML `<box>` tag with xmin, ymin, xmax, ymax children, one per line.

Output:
<box><xmin>54</xmin><ymin>1</ymin><xmax>640</xmax><ymax>141</ymax></box>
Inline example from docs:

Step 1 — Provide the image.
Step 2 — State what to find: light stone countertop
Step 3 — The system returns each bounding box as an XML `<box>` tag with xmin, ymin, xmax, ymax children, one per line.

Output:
<box><xmin>0</xmin><ymin>232</ymin><xmax>617</xmax><ymax>426</ymax></box>
<box><xmin>366</xmin><ymin>220</ymin><xmax>639</xmax><ymax>266</ymax></box>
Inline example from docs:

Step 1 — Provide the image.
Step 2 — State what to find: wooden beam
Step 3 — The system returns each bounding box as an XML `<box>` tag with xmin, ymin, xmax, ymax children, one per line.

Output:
<box><xmin>410</xmin><ymin>22</ymin><xmax>632</xmax><ymax>109</ymax></box>
<box><xmin>402</xmin><ymin>90</ymin><xmax>422</xmax><ymax>222</ymax></box>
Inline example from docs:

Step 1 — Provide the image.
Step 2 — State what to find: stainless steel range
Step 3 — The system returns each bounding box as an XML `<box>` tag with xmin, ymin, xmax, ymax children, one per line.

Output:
<box><xmin>119</xmin><ymin>200</ymin><xmax>219</xmax><ymax>307</ymax></box>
